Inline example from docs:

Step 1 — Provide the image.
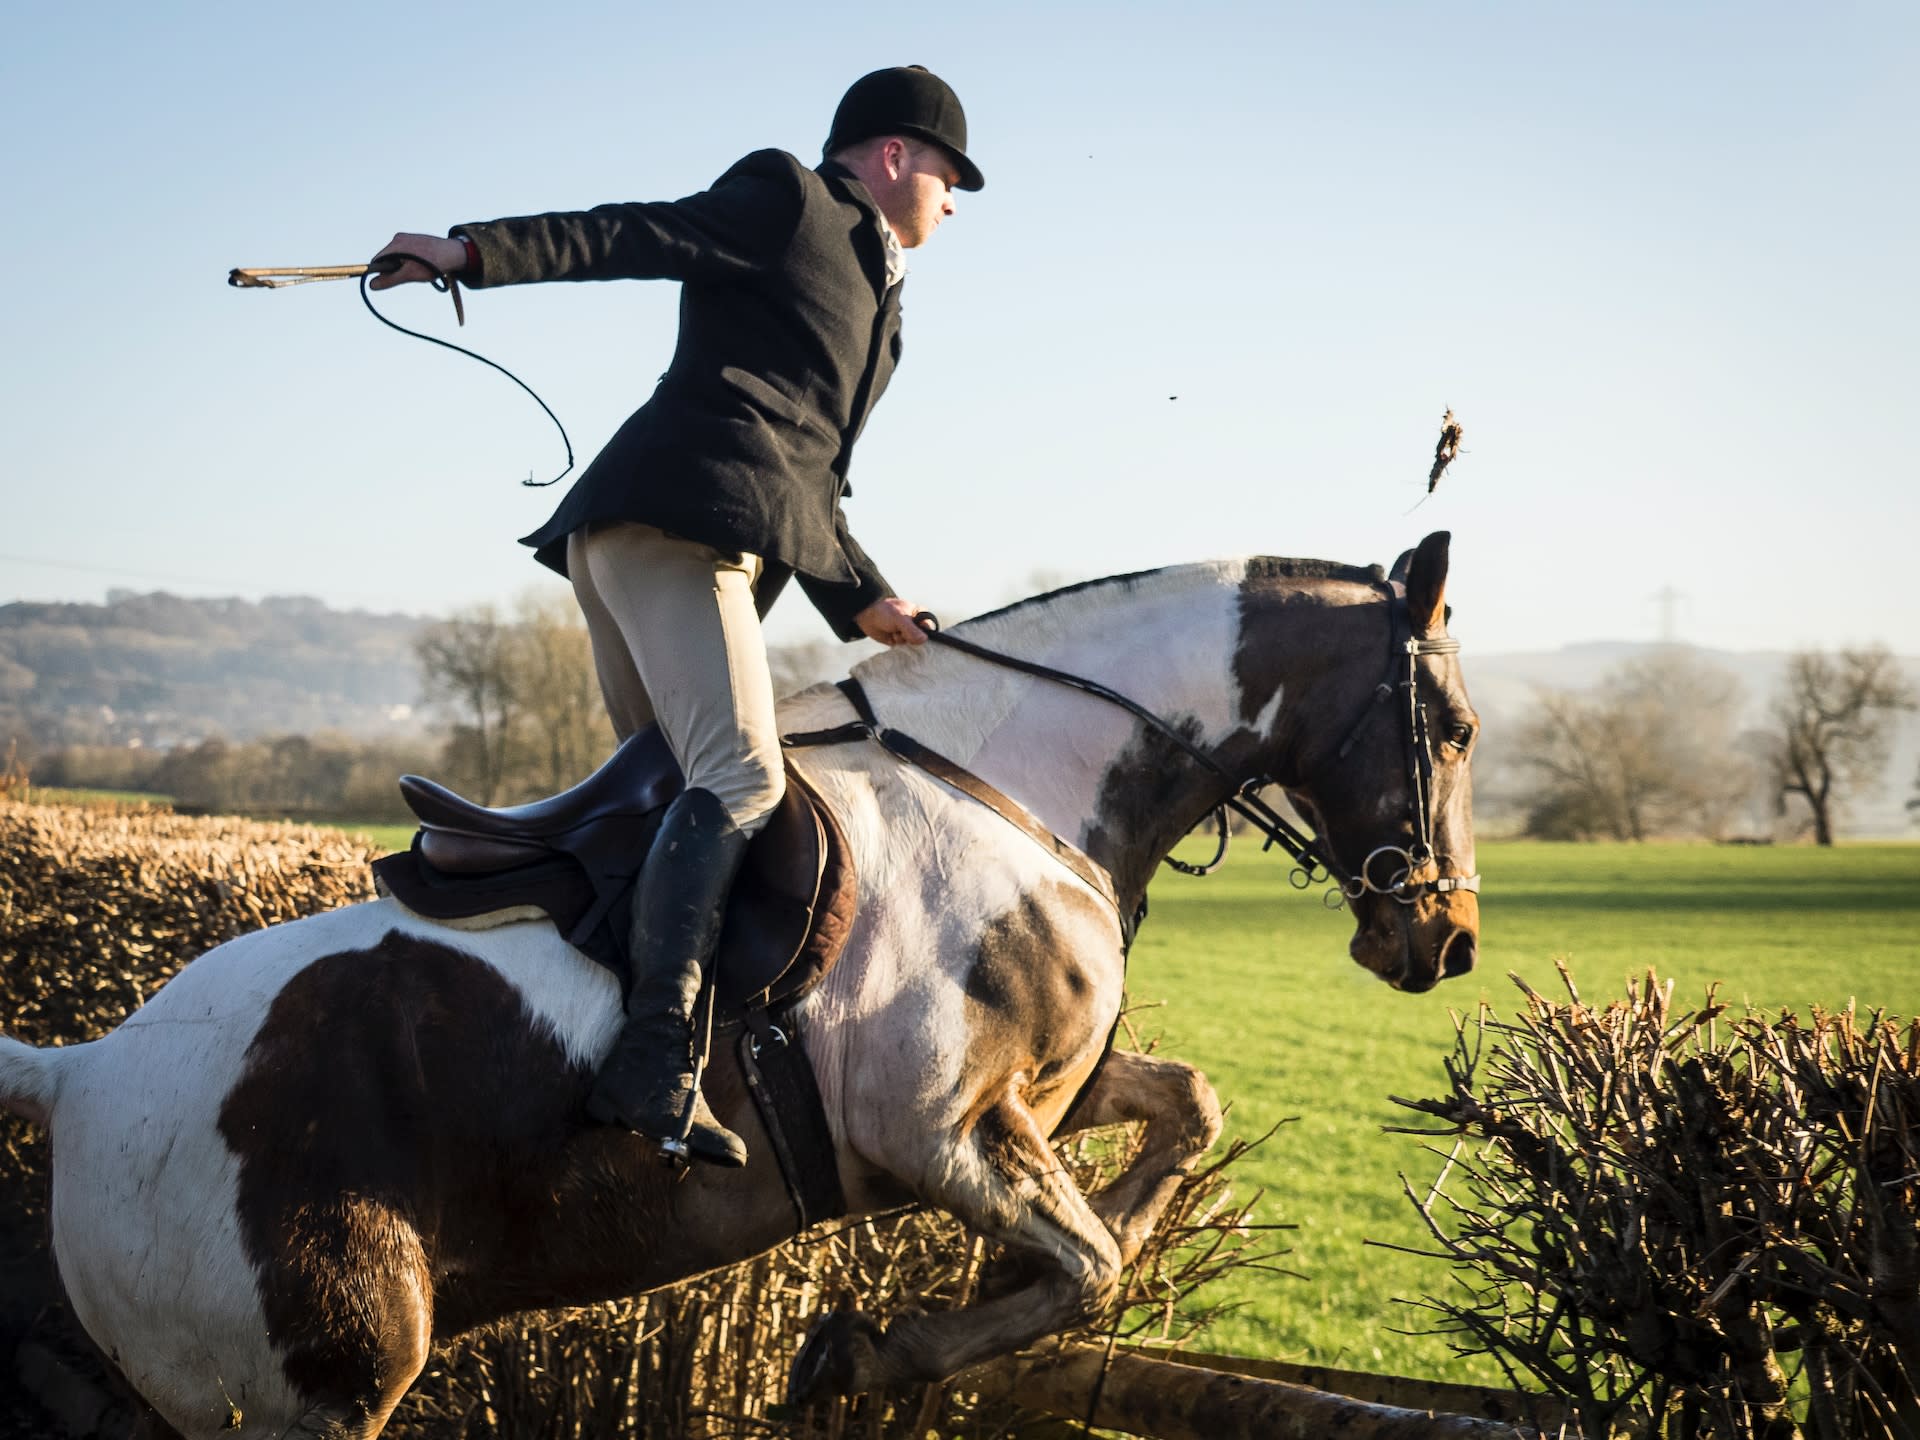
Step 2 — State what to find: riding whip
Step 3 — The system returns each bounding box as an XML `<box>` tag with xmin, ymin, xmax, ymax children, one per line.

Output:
<box><xmin>227</xmin><ymin>254</ymin><xmax>574</xmax><ymax>487</ymax></box>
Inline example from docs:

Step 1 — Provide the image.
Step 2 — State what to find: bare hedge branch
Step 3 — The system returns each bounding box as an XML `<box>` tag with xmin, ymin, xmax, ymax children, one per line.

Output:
<box><xmin>1390</xmin><ymin>964</ymin><xmax>1920</xmax><ymax>1440</ymax></box>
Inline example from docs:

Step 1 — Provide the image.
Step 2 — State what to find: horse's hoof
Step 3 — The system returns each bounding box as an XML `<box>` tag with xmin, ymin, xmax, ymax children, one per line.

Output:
<box><xmin>787</xmin><ymin>1309</ymin><xmax>882</xmax><ymax>1405</ymax></box>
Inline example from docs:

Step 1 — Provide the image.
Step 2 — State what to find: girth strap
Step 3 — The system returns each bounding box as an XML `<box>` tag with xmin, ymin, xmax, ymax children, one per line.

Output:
<box><xmin>783</xmin><ymin>679</ymin><xmax>1121</xmax><ymax>917</ymax></box>
<box><xmin>736</xmin><ymin>1009</ymin><xmax>845</xmax><ymax>1230</ymax></box>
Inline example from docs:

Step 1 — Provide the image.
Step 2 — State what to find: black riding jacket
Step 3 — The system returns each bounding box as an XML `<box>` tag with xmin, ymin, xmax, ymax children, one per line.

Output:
<box><xmin>455</xmin><ymin>150</ymin><xmax>902</xmax><ymax>639</ymax></box>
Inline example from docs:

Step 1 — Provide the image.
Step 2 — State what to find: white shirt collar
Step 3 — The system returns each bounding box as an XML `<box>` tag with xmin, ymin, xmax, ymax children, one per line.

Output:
<box><xmin>875</xmin><ymin>211</ymin><xmax>907</xmax><ymax>288</ymax></box>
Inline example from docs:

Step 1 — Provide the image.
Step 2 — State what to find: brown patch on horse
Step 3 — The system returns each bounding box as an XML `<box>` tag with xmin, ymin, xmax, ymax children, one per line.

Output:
<box><xmin>217</xmin><ymin>930</ymin><xmax>692</xmax><ymax>1413</ymax></box>
<box><xmin>961</xmin><ymin>884</ymin><xmax>1113</xmax><ymax>1126</ymax></box>
<box><xmin>1231</xmin><ymin>559</ymin><xmax>1385</xmax><ymax>728</ymax></box>
<box><xmin>1083</xmin><ymin>720</ymin><xmax>1230</xmax><ymax>918</ymax></box>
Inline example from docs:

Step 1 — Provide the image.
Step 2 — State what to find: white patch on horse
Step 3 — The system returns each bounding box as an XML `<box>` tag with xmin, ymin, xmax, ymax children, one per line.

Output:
<box><xmin>778</xmin><ymin>728</ymin><xmax>1123</xmax><ymax>1200</ymax></box>
<box><xmin>826</xmin><ymin>856</ymin><xmax>1119</xmax><ymax>1201</ymax></box>
<box><xmin>50</xmin><ymin>908</ymin><xmax>365</xmax><ymax>1434</ymax></box>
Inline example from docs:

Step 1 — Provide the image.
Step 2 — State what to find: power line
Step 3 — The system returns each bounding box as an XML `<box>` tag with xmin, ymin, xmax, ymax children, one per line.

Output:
<box><xmin>0</xmin><ymin>551</ymin><xmax>268</xmax><ymax>592</ymax></box>
<box><xmin>0</xmin><ymin>552</ymin><xmax>433</xmax><ymax>614</ymax></box>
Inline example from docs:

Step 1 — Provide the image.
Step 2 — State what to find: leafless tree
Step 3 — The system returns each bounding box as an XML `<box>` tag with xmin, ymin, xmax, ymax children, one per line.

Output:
<box><xmin>508</xmin><ymin>592</ymin><xmax>614</xmax><ymax>796</ymax></box>
<box><xmin>1765</xmin><ymin>646</ymin><xmax>1914</xmax><ymax>845</ymax></box>
<box><xmin>1512</xmin><ymin>649</ymin><xmax>1754</xmax><ymax>840</ymax></box>
<box><xmin>415</xmin><ymin>605</ymin><xmax>521</xmax><ymax>805</ymax></box>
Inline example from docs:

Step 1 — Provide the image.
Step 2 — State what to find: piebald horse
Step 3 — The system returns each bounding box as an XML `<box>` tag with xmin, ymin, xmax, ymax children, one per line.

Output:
<box><xmin>0</xmin><ymin>534</ymin><xmax>1478</xmax><ymax>1439</ymax></box>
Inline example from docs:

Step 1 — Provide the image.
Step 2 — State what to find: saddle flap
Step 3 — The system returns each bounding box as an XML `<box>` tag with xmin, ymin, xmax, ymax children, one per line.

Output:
<box><xmin>418</xmin><ymin>829</ymin><xmax>553</xmax><ymax>874</ymax></box>
<box><xmin>720</xmin><ymin>763</ymin><xmax>855</xmax><ymax>1011</ymax></box>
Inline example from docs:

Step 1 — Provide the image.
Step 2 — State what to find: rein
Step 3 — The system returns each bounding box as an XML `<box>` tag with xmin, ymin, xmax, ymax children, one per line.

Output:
<box><xmin>791</xmin><ymin>676</ymin><xmax>1121</xmax><ymax>915</ymax></box>
<box><xmin>915</xmin><ymin>619</ymin><xmax>1334</xmax><ymax>886</ymax></box>
<box><xmin>918</xmin><ymin>606</ymin><xmax>1481</xmax><ymax>908</ymax></box>
<box><xmin>227</xmin><ymin>253</ymin><xmax>575</xmax><ymax>488</ymax></box>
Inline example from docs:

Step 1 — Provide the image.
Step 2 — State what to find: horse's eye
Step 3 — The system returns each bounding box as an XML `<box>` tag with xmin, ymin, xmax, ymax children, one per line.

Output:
<box><xmin>1446</xmin><ymin>723</ymin><xmax>1475</xmax><ymax>752</ymax></box>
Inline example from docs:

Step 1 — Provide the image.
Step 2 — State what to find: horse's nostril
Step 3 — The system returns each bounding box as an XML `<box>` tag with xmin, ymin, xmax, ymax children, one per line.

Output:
<box><xmin>1441</xmin><ymin>930</ymin><xmax>1477</xmax><ymax>979</ymax></box>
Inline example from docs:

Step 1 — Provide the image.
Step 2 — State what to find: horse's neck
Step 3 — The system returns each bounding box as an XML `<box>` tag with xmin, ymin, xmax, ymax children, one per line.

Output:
<box><xmin>850</xmin><ymin>563</ymin><xmax>1279</xmax><ymax>907</ymax></box>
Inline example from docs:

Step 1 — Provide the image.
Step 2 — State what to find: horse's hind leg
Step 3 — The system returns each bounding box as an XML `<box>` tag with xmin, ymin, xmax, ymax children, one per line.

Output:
<box><xmin>247</xmin><ymin>1202</ymin><xmax>433</xmax><ymax>1440</ymax></box>
<box><xmin>791</xmin><ymin>1082</ymin><xmax>1122</xmax><ymax>1400</ymax></box>
<box><xmin>1054</xmin><ymin>1049</ymin><xmax>1222</xmax><ymax>1263</ymax></box>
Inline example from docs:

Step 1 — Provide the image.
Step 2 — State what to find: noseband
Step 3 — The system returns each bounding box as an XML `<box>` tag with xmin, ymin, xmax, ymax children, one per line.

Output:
<box><xmin>915</xmin><ymin>584</ymin><xmax>1479</xmax><ymax>909</ymax></box>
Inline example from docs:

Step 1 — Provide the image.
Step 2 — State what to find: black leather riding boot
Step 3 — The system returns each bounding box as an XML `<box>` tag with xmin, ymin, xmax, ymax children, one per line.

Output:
<box><xmin>586</xmin><ymin>787</ymin><xmax>750</xmax><ymax>1167</ymax></box>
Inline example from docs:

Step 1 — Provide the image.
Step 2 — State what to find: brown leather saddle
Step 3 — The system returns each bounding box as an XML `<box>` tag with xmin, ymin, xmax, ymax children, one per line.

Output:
<box><xmin>372</xmin><ymin>727</ymin><xmax>857</xmax><ymax>1014</ymax></box>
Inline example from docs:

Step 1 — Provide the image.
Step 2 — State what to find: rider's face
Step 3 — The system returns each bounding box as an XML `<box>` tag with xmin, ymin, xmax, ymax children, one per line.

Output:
<box><xmin>878</xmin><ymin>140</ymin><xmax>959</xmax><ymax>249</ymax></box>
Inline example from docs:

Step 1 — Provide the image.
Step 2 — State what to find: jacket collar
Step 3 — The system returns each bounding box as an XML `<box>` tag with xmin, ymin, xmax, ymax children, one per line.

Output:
<box><xmin>817</xmin><ymin>160</ymin><xmax>899</xmax><ymax>295</ymax></box>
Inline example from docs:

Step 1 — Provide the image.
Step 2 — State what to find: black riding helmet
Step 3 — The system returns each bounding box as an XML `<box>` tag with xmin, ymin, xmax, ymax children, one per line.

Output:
<box><xmin>824</xmin><ymin>65</ymin><xmax>985</xmax><ymax>191</ymax></box>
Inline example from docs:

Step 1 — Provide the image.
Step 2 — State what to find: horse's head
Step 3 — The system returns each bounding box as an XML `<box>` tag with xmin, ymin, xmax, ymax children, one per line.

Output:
<box><xmin>1249</xmin><ymin>532</ymin><xmax>1479</xmax><ymax>993</ymax></box>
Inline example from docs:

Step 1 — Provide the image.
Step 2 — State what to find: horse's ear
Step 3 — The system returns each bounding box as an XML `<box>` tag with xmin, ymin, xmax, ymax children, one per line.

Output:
<box><xmin>1405</xmin><ymin>531</ymin><xmax>1451</xmax><ymax>637</ymax></box>
<box><xmin>1388</xmin><ymin>548</ymin><xmax>1415</xmax><ymax>585</ymax></box>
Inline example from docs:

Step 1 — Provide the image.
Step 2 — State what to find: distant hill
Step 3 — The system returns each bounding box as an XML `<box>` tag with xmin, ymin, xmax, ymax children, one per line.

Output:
<box><xmin>0</xmin><ymin>590</ymin><xmax>428</xmax><ymax>748</ymax></box>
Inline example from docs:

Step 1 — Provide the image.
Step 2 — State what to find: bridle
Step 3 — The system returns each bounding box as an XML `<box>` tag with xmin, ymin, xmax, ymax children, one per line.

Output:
<box><xmin>1309</xmin><ymin>583</ymin><xmax>1482</xmax><ymax>908</ymax></box>
<box><xmin>914</xmin><ymin>580</ymin><xmax>1479</xmax><ymax>911</ymax></box>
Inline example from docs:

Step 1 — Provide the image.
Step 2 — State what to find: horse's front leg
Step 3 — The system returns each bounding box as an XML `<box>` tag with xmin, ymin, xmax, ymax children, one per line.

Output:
<box><xmin>960</xmin><ymin>1047</ymin><xmax>1223</xmax><ymax>1312</ymax></box>
<box><xmin>1055</xmin><ymin>1048</ymin><xmax>1223</xmax><ymax>1264</ymax></box>
<box><xmin>789</xmin><ymin>1077</ymin><xmax>1121</xmax><ymax>1401</ymax></box>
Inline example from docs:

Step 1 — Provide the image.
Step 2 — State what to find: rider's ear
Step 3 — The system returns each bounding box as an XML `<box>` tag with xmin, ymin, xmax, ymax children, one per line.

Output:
<box><xmin>1405</xmin><ymin>531</ymin><xmax>1451</xmax><ymax>637</ymax></box>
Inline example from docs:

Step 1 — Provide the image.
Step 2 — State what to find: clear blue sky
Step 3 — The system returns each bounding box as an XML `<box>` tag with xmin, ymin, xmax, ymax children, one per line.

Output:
<box><xmin>4</xmin><ymin>1</ymin><xmax>1914</xmax><ymax>655</ymax></box>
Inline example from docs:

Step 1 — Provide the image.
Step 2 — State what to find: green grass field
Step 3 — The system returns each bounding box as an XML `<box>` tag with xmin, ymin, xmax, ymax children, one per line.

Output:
<box><xmin>1127</xmin><ymin>839</ymin><xmax>1920</xmax><ymax>1381</ymax></box>
<box><xmin>341</xmin><ymin>822</ymin><xmax>417</xmax><ymax>854</ymax></box>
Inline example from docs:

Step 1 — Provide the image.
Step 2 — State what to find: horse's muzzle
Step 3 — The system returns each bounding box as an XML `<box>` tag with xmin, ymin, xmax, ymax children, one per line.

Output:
<box><xmin>1348</xmin><ymin>894</ymin><xmax>1478</xmax><ymax>993</ymax></box>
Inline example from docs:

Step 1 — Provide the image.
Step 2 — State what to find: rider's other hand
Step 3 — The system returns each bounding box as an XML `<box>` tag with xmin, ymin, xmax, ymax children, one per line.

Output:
<box><xmin>369</xmin><ymin>233</ymin><xmax>467</xmax><ymax>289</ymax></box>
<box><xmin>855</xmin><ymin>597</ymin><xmax>928</xmax><ymax>647</ymax></box>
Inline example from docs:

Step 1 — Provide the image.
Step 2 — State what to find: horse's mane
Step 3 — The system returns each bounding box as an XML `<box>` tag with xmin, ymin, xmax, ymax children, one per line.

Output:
<box><xmin>950</xmin><ymin>555</ymin><xmax>1388</xmax><ymax>638</ymax></box>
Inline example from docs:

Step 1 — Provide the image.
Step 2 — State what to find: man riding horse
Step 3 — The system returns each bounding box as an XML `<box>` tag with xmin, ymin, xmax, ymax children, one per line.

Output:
<box><xmin>373</xmin><ymin>66</ymin><xmax>983</xmax><ymax>1168</ymax></box>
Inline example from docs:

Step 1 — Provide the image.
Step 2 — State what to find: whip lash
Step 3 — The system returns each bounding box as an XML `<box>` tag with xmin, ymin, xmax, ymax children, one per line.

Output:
<box><xmin>227</xmin><ymin>255</ymin><xmax>574</xmax><ymax>487</ymax></box>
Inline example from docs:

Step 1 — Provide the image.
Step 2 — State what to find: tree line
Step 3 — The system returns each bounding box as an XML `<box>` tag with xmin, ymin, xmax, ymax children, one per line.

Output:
<box><xmin>1505</xmin><ymin>644</ymin><xmax>1913</xmax><ymax>844</ymax></box>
